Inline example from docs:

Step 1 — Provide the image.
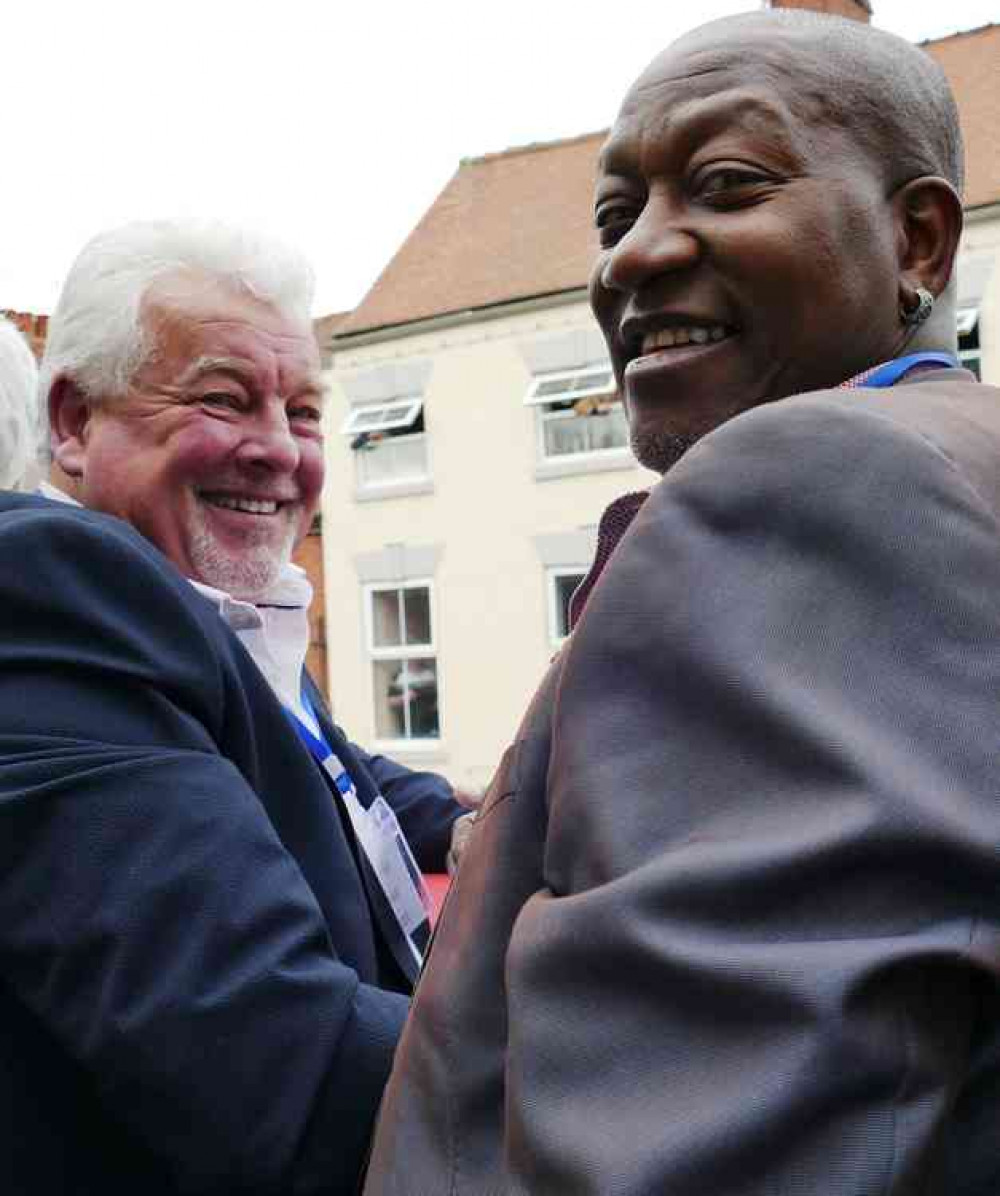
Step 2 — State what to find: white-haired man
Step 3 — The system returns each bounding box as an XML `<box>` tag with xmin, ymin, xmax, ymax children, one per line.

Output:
<box><xmin>0</xmin><ymin>314</ymin><xmax>39</xmax><ymax>489</ymax></box>
<box><xmin>0</xmin><ymin>219</ymin><xmax>465</xmax><ymax>1196</ymax></box>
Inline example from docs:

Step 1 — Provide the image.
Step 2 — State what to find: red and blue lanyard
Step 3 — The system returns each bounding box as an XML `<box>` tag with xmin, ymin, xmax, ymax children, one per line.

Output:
<box><xmin>842</xmin><ymin>352</ymin><xmax>958</xmax><ymax>390</ymax></box>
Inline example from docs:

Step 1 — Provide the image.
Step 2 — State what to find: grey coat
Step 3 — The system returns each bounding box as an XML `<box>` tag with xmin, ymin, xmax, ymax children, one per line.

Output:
<box><xmin>366</xmin><ymin>369</ymin><xmax>1000</xmax><ymax>1196</ymax></box>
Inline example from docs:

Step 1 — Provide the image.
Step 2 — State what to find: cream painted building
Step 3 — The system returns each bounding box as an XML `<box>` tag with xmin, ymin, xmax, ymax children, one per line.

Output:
<box><xmin>323</xmin><ymin>285</ymin><xmax>655</xmax><ymax>790</ymax></box>
<box><xmin>957</xmin><ymin>206</ymin><xmax>1000</xmax><ymax>386</ymax></box>
<box><xmin>933</xmin><ymin>22</ymin><xmax>1000</xmax><ymax>388</ymax></box>
<box><xmin>318</xmin><ymin>18</ymin><xmax>1000</xmax><ymax>790</ymax></box>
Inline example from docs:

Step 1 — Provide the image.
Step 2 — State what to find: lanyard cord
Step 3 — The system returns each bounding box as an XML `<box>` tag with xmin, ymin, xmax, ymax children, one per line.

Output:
<box><xmin>849</xmin><ymin>352</ymin><xmax>959</xmax><ymax>389</ymax></box>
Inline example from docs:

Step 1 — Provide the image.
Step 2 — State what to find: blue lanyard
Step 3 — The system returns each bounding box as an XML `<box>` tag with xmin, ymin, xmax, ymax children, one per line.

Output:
<box><xmin>284</xmin><ymin>696</ymin><xmax>353</xmax><ymax>797</ymax></box>
<box><xmin>858</xmin><ymin>353</ymin><xmax>958</xmax><ymax>389</ymax></box>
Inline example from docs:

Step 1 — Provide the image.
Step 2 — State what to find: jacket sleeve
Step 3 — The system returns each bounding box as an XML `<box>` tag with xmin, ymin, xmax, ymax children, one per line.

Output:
<box><xmin>0</xmin><ymin>507</ymin><xmax>408</xmax><ymax>1195</ymax></box>
<box><xmin>503</xmin><ymin>396</ymin><xmax>1000</xmax><ymax>1194</ymax></box>
<box><xmin>350</xmin><ymin>743</ymin><xmax>463</xmax><ymax>872</ymax></box>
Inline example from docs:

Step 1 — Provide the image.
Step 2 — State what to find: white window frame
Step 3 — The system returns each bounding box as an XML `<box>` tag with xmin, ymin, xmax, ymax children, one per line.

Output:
<box><xmin>547</xmin><ymin>567</ymin><xmax>586</xmax><ymax>647</ymax></box>
<box><xmin>364</xmin><ymin>579</ymin><xmax>441</xmax><ymax>745</ymax></box>
<box><xmin>344</xmin><ymin>398</ymin><xmax>430</xmax><ymax>491</ymax></box>
<box><xmin>958</xmin><ymin>307</ymin><xmax>981</xmax><ymax>379</ymax></box>
<box><xmin>354</xmin><ymin>429</ymin><xmax>430</xmax><ymax>489</ymax></box>
<box><xmin>341</xmin><ymin>397</ymin><xmax>423</xmax><ymax>436</ymax></box>
<box><xmin>526</xmin><ymin>362</ymin><xmax>629</xmax><ymax>465</ymax></box>
<box><xmin>536</xmin><ymin>397</ymin><xmax>629</xmax><ymax>464</ymax></box>
<box><xmin>524</xmin><ymin>363</ymin><xmax>616</xmax><ymax>407</ymax></box>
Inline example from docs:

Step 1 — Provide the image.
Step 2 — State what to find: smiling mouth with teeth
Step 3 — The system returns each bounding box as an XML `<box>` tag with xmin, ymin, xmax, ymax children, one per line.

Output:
<box><xmin>201</xmin><ymin>493</ymin><xmax>282</xmax><ymax>516</ymax></box>
<box><xmin>641</xmin><ymin>324</ymin><xmax>734</xmax><ymax>353</ymax></box>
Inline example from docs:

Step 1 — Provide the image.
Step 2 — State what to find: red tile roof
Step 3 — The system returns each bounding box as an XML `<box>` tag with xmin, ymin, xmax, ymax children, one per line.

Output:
<box><xmin>336</xmin><ymin>133</ymin><xmax>604</xmax><ymax>338</ymax></box>
<box><xmin>312</xmin><ymin>310</ymin><xmax>349</xmax><ymax>366</ymax></box>
<box><xmin>335</xmin><ymin>24</ymin><xmax>1000</xmax><ymax>338</ymax></box>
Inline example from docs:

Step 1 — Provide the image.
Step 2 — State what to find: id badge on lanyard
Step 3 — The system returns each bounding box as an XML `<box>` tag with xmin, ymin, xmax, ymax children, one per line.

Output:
<box><xmin>324</xmin><ymin>752</ymin><xmax>431</xmax><ymax>946</ymax></box>
<box><xmin>289</xmin><ymin>702</ymin><xmax>431</xmax><ymax>967</ymax></box>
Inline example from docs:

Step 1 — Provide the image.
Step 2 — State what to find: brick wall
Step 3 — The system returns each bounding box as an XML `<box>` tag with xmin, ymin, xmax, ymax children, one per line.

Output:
<box><xmin>292</xmin><ymin>521</ymin><xmax>329</xmax><ymax>699</ymax></box>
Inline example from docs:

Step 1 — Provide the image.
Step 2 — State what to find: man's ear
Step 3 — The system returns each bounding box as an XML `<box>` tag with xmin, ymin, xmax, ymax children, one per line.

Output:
<box><xmin>49</xmin><ymin>377</ymin><xmax>94</xmax><ymax>480</ymax></box>
<box><xmin>892</xmin><ymin>175</ymin><xmax>963</xmax><ymax>302</ymax></box>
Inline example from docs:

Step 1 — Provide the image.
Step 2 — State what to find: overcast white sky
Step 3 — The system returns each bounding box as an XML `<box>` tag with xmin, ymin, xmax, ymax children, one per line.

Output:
<box><xmin>3</xmin><ymin>0</ymin><xmax>995</xmax><ymax>318</ymax></box>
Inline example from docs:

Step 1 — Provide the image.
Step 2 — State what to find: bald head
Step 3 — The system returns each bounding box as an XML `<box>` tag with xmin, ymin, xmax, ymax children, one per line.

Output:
<box><xmin>591</xmin><ymin>7</ymin><xmax>965</xmax><ymax>474</ymax></box>
<box><xmin>641</xmin><ymin>10</ymin><xmax>963</xmax><ymax>198</ymax></box>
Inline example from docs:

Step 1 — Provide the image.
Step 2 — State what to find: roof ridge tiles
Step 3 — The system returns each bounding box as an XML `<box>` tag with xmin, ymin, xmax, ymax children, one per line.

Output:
<box><xmin>920</xmin><ymin>21</ymin><xmax>999</xmax><ymax>47</ymax></box>
<box><xmin>461</xmin><ymin>130</ymin><xmax>607</xmax><ymax>168</ymax></box>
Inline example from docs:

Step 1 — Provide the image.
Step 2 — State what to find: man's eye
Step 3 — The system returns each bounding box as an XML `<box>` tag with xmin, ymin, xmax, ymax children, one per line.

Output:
<box><xmin>594</xmin><ymin>205</ymin><xmax>637</xmax><ymax>249</ymax></box>
<box><xmin>200</xmin><ymin>392</ymin><xmax>243</xmax><ymax>410</ymax></box>
<box><xmin>290</xmin><ymin>405</ymin><xmax>322</xmax><ymax>424</ymax></box>
<box><xmin>693</xmin><ymin>166</ymin><xmax>773</xmax><ymax>203</ymax></box>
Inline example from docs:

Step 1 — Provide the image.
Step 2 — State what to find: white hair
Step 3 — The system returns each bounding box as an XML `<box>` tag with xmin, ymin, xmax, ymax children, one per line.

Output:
<box><xmin>0</xmin><ymin>316</ymin><xmax>40</xmax><ymax>490</ymax></box>
<box><xmin>38</xmin><ymin>219</ymin><xmax>316</xmax><ymax>439</ymax></box>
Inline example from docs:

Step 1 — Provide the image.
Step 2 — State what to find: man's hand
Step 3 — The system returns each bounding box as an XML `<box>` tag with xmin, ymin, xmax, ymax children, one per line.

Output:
<box><xmin>446</xmin><ymin>789</ymin><xmax>482</xmax><ymax>875</ymax></box>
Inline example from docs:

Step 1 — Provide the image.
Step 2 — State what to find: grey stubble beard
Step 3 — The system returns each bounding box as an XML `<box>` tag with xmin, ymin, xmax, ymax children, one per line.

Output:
<box><xmin>187</xmin><ymin>503</ymin><xmax>297</xmax><ymax>601</ymax></box>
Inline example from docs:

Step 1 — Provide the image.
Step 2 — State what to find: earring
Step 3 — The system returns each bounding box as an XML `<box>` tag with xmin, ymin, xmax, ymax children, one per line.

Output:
<box><xmin>901</xmin><ymin>286</ymin><xmax>934</xmax><ymax>327</ymax></box>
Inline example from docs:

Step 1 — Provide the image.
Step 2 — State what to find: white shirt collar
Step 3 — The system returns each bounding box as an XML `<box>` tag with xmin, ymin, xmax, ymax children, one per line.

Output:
<box><xmin>39</xmin><ymin>480</ymin><xmax>318</xmax><ymax>730</ymax></box>
<box><xmin>188</xmin><ymin>566</ymin><xmax>317</xmax><ymax>732</ymax></box>
<box><xmin>38</xmin><ymin>479</ymin><xmax>79</xmax><ymax>505</ymax></box>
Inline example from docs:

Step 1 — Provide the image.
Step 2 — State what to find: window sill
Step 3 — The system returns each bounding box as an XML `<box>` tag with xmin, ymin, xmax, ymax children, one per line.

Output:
<box><xmin>354</xmin><ymin>478</ymin><xmax>434</xmax><ymax>503</ymax></box>
<box><xmin>534</xmin><ymin>449</ymin><xmax>636</xmax><ymax>482</ymax></box>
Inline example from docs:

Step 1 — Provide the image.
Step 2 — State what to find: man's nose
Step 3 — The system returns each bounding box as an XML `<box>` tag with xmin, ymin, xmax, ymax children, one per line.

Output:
<box><xmin>235</xmin><ymin>406</ymin><xmax>300</xmax><ymax>473</ymax></box>
<box><xmin>599</xmin><ymin>198</ymin><xmax>699</xmax><ymax>293</ymax></box>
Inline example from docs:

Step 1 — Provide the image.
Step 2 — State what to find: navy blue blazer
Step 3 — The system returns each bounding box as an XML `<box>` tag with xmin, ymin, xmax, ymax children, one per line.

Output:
<box><xmin>0</xmin><ymin>493</ymin><xmax>460</xmax><ymax>1195</ymax></box>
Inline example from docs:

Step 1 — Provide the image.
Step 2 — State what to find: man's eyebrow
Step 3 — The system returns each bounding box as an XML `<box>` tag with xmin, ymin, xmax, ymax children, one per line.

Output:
<box><xmin>175</xmin><ymin>355</ymin><xmax>256</xmax><ymax>388</ymax></box>
<box><xmin>293</xmin><ymin>377</ymin><xmax>326</xmax><ymax>402</ymax></box>
<box><xmin>599</xmin><ymin>90</ymin><xmax>800</xmax><ymax>180</ymax></box>
<box><xmin>170</xmin><ymin>355</ymin><xmax>325</xmax><ymax>401</ymax></box>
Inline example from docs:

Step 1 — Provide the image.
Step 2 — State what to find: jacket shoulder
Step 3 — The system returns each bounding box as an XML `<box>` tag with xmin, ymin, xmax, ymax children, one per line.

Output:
<box><xmin>0</xmin><ymin>496</ymin><xmax>220</xmax><ymax>632</ymax></box>
<box><xmin>667</xmin><ymin>376</ymin><xmax>1000</xmax><ymax>525</ymax></box>
<box><xmin>0</xmin><ymin>496</ymin><xmax>233</xmax><ymax>728</ymax></box>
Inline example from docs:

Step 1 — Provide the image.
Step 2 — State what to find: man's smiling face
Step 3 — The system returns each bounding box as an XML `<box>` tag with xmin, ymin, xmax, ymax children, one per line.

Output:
<box><xmin>66</xmin><ymin>273</ymin><xmax>325</xmax><ymax>599</ymax></box>
<box><xmin>589</xmin><ymin>25</ymin><xmax>907</xmax><ymax>473</ymax></box>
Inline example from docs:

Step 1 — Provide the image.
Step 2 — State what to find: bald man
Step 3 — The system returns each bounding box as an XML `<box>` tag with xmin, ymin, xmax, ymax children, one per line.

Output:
<box><xmin>364</xmin><ymin>12</ymin><xmax>1000</xmax><ymax>1196</ymax></box>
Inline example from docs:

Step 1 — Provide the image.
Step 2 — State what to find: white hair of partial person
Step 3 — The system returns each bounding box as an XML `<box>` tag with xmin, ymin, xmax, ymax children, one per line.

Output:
<box><xmin>38</xmin><ymin>218</ymin><xmax>316</xmax><ymax>455</ymax></box>
<box><xmin>0</xmin><ymin>316</ymin><xmax>40</xmax><ymax>490</ymax></box>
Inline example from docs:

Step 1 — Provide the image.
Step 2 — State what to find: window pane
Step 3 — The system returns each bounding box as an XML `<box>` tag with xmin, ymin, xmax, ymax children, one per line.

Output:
<box><xmin>373</xmin><ymin>657</ymin><xmax>408</xmax><ymax>739</ymax></box>
<box><xmin>959</xmin><ymin>351</ymin><xmax>982</xmax><ymax>381</ymax></box>
<box><xmin>403</xmin><ymin>657</ymin><xmax>439</xmax><ymax>739</ymax></box>
<box><xmin>358</xmin><ymin>434</ymin><xmax>429</xmax><ymax>486</ymax></box>
<box><xmin>959</xmin><ymin>324</ymin><xmax>980</xmax><ymax>352</ymax></box>
<box><xmin>371</xmin><ymin>589</ymin><xmax>402</xmax><ymax>648</ymax></box>
<box><xmin>529</xmin><ymin>366</ymin><xmax>614</xmax><ymax>405</ymax></box>
<box><xmin>544</xmin><ymin>412</ymin><xmax>592</xmax><ymax>457</ymax></box>
<box><xmin>383</xmin><ymin>403</ymin><xmax>416</xmax><ymax>425</ymax></box>
<box><xmin>956</xmin><ymin>308</ymin><xmax>978</xmax><ymax>337</ymax></box>
<box><xmin>585</xmin><ymin>404</ymin><xmax>629</xmax><ymax>452</ymax></box>
<box><xmin>543</xmin><ymin>405</ymin><xmax>629</xmax><ymax>458</ymax></box>
<box><xmin>554</xmin><ymin>573</ymin><xmax>585</xmax><ymax>639</ymax></box>
<box><xmin>572</xmin><ymin>369</ymin><xmax>613</xmax><ymax>392</ymax></box>
<box><xmin>353</xmin><ymin>408</ymin><xmax>384</xmax><ymax>430</ymax></box>
<box><xmin>372</xmin><ymin>655</ymin><xmax>439</xmax><ymax>740</ymax></box>
<box><xmin>402</xmin><ymin>586</ymin><xmax>432</xmax><ymax>646</ymax></box>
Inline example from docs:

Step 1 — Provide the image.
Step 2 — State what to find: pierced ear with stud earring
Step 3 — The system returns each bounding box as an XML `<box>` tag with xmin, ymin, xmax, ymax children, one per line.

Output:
<box><xmin>901</xmin><ymin>286</ymin><xmax>935</xmax><ymax>328</ymax></box>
